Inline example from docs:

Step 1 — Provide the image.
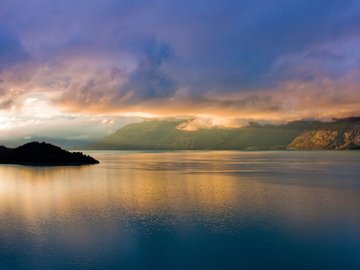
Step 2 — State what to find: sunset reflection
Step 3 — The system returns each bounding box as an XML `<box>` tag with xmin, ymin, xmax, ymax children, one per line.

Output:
<box><xmin>0</xmin><ymin>152</ymin><xmax>359</xmax><ymax>232</ymax></box>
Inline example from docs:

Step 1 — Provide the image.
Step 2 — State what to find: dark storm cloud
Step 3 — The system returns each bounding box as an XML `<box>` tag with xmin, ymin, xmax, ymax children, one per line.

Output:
<box><xmin>0</xmin><ymin>26</ymin><xmax>29</xmax><ymax>70</ymax></box>
<box><xmin>166</xmin><ymin>0</ymin><xmax>360</xmax><ymax>91</ymax></box>
<box><xmin>1</xmin><ymin>0</ymin><xmax>360</xmax><ymax>118</ymax></box>
<box><xmin>120</xmin><ymin>40</ymin><xmax>176</xmax><ymax>100</ymax></box>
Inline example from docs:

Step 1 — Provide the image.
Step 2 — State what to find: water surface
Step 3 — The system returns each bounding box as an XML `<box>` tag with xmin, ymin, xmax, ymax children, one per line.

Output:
<box><xmin>0</xmin><ymin>151</ymin><xmax>359</xmax><ymax>269</ymax></box>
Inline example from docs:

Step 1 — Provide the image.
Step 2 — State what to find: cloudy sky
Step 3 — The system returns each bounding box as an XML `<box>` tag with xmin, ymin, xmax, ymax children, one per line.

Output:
<box><xmin>1</xmin><ymin>0</ymin><xmax>360</xmax><ymax>140</ymax></box>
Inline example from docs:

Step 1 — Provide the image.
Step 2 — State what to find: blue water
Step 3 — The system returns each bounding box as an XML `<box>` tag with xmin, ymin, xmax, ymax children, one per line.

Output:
<box><xmin>0</xmin><ymin>151</ymin><xmax>359</xmax><ymax>269</ymax></box>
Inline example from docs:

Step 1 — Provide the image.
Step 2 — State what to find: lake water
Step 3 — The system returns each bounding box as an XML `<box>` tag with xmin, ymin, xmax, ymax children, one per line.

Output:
<box><xmin>0</xmin><ymin>151</ymin><xmax>359</xmax><ymax>270</ymax></box>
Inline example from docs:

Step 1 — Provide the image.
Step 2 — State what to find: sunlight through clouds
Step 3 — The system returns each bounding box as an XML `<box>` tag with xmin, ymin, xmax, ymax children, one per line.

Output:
<box><xmin>1</xmin><ymin>0</ymin><xmax>360</xmax><ymax>140</ymax></box>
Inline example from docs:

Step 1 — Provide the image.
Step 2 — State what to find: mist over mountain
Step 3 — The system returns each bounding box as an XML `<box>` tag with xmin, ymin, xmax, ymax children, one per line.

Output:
<box><xmin>83</xmin><ymin>117</ymin><xmax>360</xmax><ymax>150</ymax></box>
<box><xmin>84</xmin><ymin>119</ymin><xmax>302</xmax><ymax>150</ymax></box>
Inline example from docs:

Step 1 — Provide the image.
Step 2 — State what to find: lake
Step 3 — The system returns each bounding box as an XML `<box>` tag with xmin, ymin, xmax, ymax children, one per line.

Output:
<box><xmin>0</xmin><ymin>151</ymin><xmax>359</xmax><ymax>270</ymax></box>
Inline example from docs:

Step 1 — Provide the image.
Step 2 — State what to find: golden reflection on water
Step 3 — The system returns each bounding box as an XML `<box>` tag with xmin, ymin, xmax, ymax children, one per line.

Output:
<box><xmin>0</xmin><ymin>161</ymin><xmax>239</xmax><ymax>224</ymax></box>
<box><xmin>0</xmin><ymin>151</ymin><xmax>360</xmax><ymax>230</ymax></box>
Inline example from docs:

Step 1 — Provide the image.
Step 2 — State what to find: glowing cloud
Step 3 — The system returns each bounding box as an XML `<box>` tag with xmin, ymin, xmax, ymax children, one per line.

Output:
<box><xmin>0</xmin><ymin>0</ymin><xmax>360</xmax><ymax>140</ymax></box>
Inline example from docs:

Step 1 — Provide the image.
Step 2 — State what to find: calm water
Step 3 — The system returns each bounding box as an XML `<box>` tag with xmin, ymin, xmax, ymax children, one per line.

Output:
<box><xmin>0</xmin><ymin>151</ymin><xmax>360</xmax><ymax>270</ymax></box>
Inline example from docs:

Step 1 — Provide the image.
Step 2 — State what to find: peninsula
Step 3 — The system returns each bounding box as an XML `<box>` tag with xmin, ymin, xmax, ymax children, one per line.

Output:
<box><xmin>0</xmin><ymin>142</ymin><xmax>99</xmax><ymax>166</ymax></box>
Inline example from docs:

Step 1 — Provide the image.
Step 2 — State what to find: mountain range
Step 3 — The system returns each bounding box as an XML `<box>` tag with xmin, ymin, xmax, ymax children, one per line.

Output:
<box><xmin>83</xmin><ymin>117</ymin><xmax>360</xmax><ymax>150</ymax></box>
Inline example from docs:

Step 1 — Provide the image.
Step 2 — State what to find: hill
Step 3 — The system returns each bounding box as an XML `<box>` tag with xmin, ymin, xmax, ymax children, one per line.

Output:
<box><xmin>288</xmin><ymin>119</ymin><xmax>360</xmax><ymax>150</ymax></box>
<box><xmin>85</xmin><ymin>117</ymin><xmax>360</xmax><ymax>150</ymax></box>
<box><xmin>0</xmin><ymin>142</ymin><xmax>99</xmax><ymax>165</ymax></box>
<box><xmin>86</xmin><ymin>119</ymin><xmax>304</xmax><ymax>150</ymax></box>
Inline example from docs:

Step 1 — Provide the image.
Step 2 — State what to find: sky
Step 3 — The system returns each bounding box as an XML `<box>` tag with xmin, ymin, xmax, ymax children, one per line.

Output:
<box><xmin>1</xmin><ymin>0</ymin><xmax>360</xmax><ymax>141</ymax></box>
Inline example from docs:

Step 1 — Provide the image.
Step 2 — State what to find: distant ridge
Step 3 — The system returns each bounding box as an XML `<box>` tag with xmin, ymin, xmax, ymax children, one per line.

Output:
<box><xmin>85</xmin><ymin>119</ymin><xmax>303</xmax><ymax>150</ymax></box>
<box><xmin>288</xmin><ymin>123</ymin><xmax>360</xmax><ymax>150</ymax></box>
<box><xmin>85</xmin><ymin>118</ymin><xmax>360</xmax><ymax>150</ymax></box>
<box><xmin>0</xmin><ymin>142</ymin><xmax>99</xmax><ymax>166</ymax></box>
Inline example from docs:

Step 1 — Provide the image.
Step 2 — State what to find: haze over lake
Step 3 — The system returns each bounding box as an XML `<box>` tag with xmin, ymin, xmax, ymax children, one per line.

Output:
<box><xmin>0</xmin><ymin>151</ymin><xmax>359</xmax><ymax>270</ymax></box>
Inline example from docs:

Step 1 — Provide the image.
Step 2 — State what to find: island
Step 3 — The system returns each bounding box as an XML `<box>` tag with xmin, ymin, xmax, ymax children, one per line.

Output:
<box><xmin>0</xmin><ymin>142</ymin><xmax>99</xmax><ymax>166</ymax></box>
